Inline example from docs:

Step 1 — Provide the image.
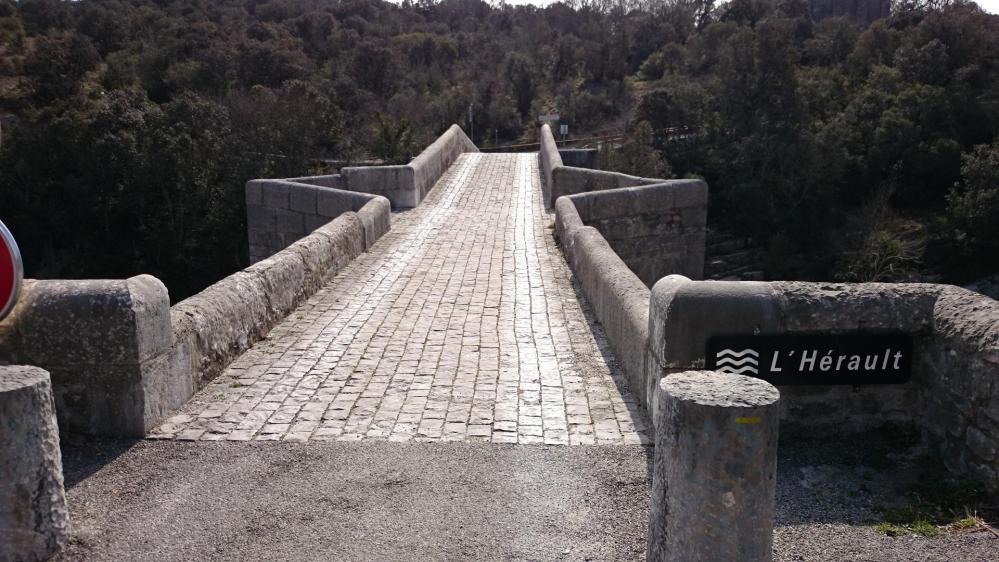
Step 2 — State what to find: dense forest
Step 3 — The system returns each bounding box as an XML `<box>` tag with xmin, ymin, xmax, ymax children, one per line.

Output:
<box><xmin>0</xmin><ymin>0</ymin><xmax>996</xmax><ymax>300</ymax></box>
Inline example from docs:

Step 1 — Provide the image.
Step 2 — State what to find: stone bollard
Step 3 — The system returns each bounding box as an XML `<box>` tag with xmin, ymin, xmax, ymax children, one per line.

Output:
<box><xmin>648</xmin><ymin>371</ymin><xmax>780</xmax><ymax>562</ymax></box>
<box><xmin>0</xmin><ymin>366</ymin><xmax>69</xmax><ymax>561</ymax></box>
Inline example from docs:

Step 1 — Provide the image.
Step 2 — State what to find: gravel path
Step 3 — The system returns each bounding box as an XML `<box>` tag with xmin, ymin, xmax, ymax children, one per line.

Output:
<box><xmin>56</xmin><ymin>440</ymin><xmax>650</xmax><ymax>561</ymax></box>
<box><xmin>55</xmin><ymin>435</ymin><xmax>997</xmax><ymax>561</ymax></box>
<box><xmin>773</xmin><ymin>435</ymin><xmax>997</xmax><ymax>561</ymax></box>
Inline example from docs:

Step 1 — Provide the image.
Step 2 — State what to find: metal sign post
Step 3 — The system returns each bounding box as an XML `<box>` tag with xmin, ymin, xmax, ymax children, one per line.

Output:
<box><xmin>0</xmin><ymin>219</ymin><xmax>23</xmax><ymax>320</ymax></box>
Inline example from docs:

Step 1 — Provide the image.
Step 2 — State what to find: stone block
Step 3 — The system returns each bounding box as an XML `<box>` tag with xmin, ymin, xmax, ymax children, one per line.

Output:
<box><xmin>672</xmin><ymin>179</ymin><xmax>708</xmax><ymax>208</ymax></box>
<box><xmin>356</xmin><ymin>196</ymin><xmax>392</xmax><ymax>250</ymax></box>
<box><xmin>648</xmin><ymin>278</ymin><xmax>781</xmax><ymax>370</ymax></box>
<box><xmin>316</xmin><ymin>188</ymin><xmax>356</xmax><ymax>218</ymax></box>
<box><xmin>0</xmin><ymin>275</ymin><xmax>185</xmax><ymax>436</ymax></box>
<box><xmin>245</xmin><ymin>180</ymin><xmax>263</xmax><ymax>206</ymax></box>
<box><xmin>344</xmin><ymin>165</ymin><xmax>416</xmax><ymax>209</ymax></box>
<box><xmin>305</xmin><ymin>214</ymin><xmax>331</xmax><ymax>233</ymax></box>
<box><xmin>262</xmin><ymin>182</ymin><xmax>289</xmax><ymax>209</ymax></box>
<box><xmin>648</xmin><ymin>371</ymin><xmax>779</xmax><ymax>562</ymax></box>
<box><xmin>289</xmin><ymin>184</ymin><xmax>318</xmax><ymax>214</ymax></box>
<box><xmin>245</xmin><ymin>204</ymin><xmax>273</xmax><ymax>235</ymax></box>
<box><xmin>14</xmin><ymin>275</ymin><xmax>171</xmax><ymax>366</ymax></box>
<box><xmin>275</xmin><ymin>209</ymin><xmax>304</xmax><ymax>238</ymax></box>
<box><xmin>0</xmin><ymin>366</ymin><xmax>68</xmax><ymax>561</ymax></box>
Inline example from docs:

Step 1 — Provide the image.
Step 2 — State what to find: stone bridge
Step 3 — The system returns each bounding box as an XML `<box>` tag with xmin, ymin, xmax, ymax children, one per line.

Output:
<box><xmin>155</xmin><ymin>152</ymin><xmax>651</xmax><ymax>444</ymax></box>
<box><xmin>2</xmin><ymin>124</ymin><xmax>998</xmax><ymax>560</ymax></box>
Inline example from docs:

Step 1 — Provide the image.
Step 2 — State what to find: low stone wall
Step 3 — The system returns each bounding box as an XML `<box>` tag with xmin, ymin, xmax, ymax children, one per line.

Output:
<box><xmin>925</xmin><ymin>287</ymin><xmax>999</xmax><ymax>489</ymax></box>
<box><xmin>551</xmin><ymin>135</ymin><xmax>709</xmax><ymax>420</ymax></box>
<box><xmin>0</xmin><ymin>202</ymin><xmax>384</xmax><ymax>436</ymax></box>
<box><xmin>246</xmin><ymin>179</ymin><xmax>389</xmax><ymax>263</ymax></box>
<box><xmin>172</xmin><ymin>208</ymin><xmax>379</xmax><ymax>391</ymax></box>
<box><xmin>539</xmin><ymin>124</ymin><xmax>663</xmax><ymax>208</ymax></box>
<box><xmin>0</xmin><ymin>276</ymin><xmax>186</xmax><ymax>435</ymax></box>
<box><xmin>563</xmin><ymin>181</ymin><xmax>707</xmax><ymax>286</ymax></box>
<box><xmin>556</xmin><ymin>198</ymin><xmax>651</xmax><ymax>410</ymax></box>
<box><xmin>1</xmin><ymin>173</ymin><xmax>393</xmax><ymax>437</ymax></box>
<box><xmin>551</xmin><ymin>167</ymin><xmax>662</xmax><ymax>208</ymax></box>
<box><xmin>342</xmin><ymin>124</ymin><xmax>477</xmax><ymax>208</ymax></box>
<box><xmin>539</xmin><ymin>124</ymin><xmax>562</xmax><ymax>205</ymax></box>
<box><xmin>646</xmin><ymin>277</ymin><xmax>999</xmax><ymax>492</ymax></box>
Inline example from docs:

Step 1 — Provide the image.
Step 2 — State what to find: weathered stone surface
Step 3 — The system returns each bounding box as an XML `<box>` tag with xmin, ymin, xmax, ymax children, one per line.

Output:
<box><xmin>551</xmin><ymin>166</ymin><xmax>662</xmax><ymax>208</ymax></box>
<box><xmin>539</xmin><ymin>124</ymin><xmax>563</xmax><ymax>204</ymax></box>
<box><xmin>152</xmin><ymin>154</ymin><xmax>646</xmax><ymax>445</ymax></box>
<box><xmin>343</xmin><ymin>124</ymin><xmax>477</xmax><ymax>209</ymax></box>
<box><xmin>540</xmin><ymin>122</ymin><xmax>666</xmax><ymax>208</ymax></box>
<box><xmin>0</xmin><ymin>366</ymin><xmax>68</xmax><ymax>561</ymax></box>
<box><xmin>560</xmin><ymin>223</ymin><xmax>651</xmax><ymax>418</ymax></box>
<box><xmin>648</xmin><ymin>370</ymin><xmax>779</xmax><ymax>562</ymax></box>
<box><xmin>171</xmin><ymin>212</ymin><xmax>368</xmax><ymax>393</ymax></box>
<box><xmin>285</xmin><ymin>174</ymin><xmax>345</xmax><ymax>189</ymax></box>
<box><xmin>0</xmin><ymin>275</ymin><xmax>182</xmax><ymax>436</ymax></box>
<box><xmin>924</xmin><ymin>286</ymin><xmax>999</xmax><ymax>491</ymax></box>
<box><xmin>356</xmin><ymin>196</ymin><xmax>391</xmax><ymax>250</ymax></box>
<box><xmin>245</xmin><ymin>179</ymin><xmax>387</xmax><ymax>263</ymax></box>
<box><xmin>342</xmin><ymin>165</ymin><xmax>416</xmax><ymax>208</ymax></box>
<box><xmin>565</xmin><ymin>180</ymin><xmax>708</xmax><ymax>286</ymax></box>
<box><xmin>772</xmin><ymin>281</ymin><xmax>940</xmax><ymax>334</ymax></box>
<box><xmin>8</xmin><ymin>276</ymin><xmax>170</xmax><ymax>365</ymax></box>
<box><xmin>646</xmin><ymin>279</ymin><xmax>999</xmax><ymax>492</ymax></box>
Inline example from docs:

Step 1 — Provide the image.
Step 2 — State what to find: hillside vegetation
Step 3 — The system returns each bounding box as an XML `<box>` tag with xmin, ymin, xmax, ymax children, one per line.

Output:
<box><xmin>0</xmin><ymin>0</ymin><xmax>996</xmax><ymax>298</ymax></box>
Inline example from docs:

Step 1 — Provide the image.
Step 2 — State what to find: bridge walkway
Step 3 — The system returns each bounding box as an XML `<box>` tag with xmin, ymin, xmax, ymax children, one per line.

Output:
<box><xmin>152</xmin><ymin>153</ymin><xmax>646</xmax><ymax>444</ymax></box>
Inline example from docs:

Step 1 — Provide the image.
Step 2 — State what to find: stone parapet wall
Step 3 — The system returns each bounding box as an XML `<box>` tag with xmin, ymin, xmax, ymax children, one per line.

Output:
<box><xmin>556</xmin><ymin>198</ymin><xmax>651</xmax><ymax>412</ymax></box>
<box><xmin>925</xmin><ymin>286</ymin><xmax>999</xmax><ymax>489</ymax></box>
<box><xmin>551</xmin><ymin>166</ymin><xmax>662</xmax><ymax>208</ymax></box>
<box><xmin>342</xmin><ymin>124</ymin><xmax>477</xmax><ymax>208</ymax></box>
<box><xmin>647</xmin><ymin>278</ymin><xmax>999</xmax><ymax>492</ymax></box>
<box><xmin>246</xmin><ymin>179</ymin><xmax>389</xmax><ymax>263</ymax></box>
<box><xmin>539</xmin><ymin>124</ymin><xmax>562</xmax><ymax>204</ymax></box>
<box><xmin>550</xmin><ymin>128</ymin><xmax>710</xmax><ymax>423</ymax></box>
<box><xmin>410</xmin><ymin>123</ymin><xmax>479</xmax><ymax>203</ymax></box>
<box><xmin>564</xmin><ymin>180</ymin><xmax>707</xmax><ymax>286</ymax></box>
<box><xmin>539</xmin><ymin>123</ymin><xmax>663</xmax><ymax>208</ymax></box>
<box><xmin>1</xmin><ymin>158</ymin><xmax>403</xmax><ymax>437</ymax></box>
<box><xmin>171</xmin><ymin>211</ymin><xmax>374</xmax><ymax>391</ymax></box>
<box><xmin>0</xmin><ymin>275</ymin><xmax>186</xmax><ymax>436</ymax></box>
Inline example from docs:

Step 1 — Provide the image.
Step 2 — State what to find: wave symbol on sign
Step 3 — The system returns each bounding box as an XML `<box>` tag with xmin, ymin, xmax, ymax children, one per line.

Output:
<box><xmin>715</xmin><ymin>348</ymin><xmax>759</xmax><ymax>375</ymax></box>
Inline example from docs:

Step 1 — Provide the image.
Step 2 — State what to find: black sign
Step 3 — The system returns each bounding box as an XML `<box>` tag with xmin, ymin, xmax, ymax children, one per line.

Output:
<box><xmin>705</xmin><ymin>333</ymin><xmax>913</xmax><ymax>386</ymax></box>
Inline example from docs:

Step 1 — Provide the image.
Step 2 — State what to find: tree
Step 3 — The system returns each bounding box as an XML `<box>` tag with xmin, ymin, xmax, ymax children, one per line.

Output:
<box><xmin>947</xmin><ymin>143</ymin><xmax>999</xmax><ymax>268</ymax></box>
<box><xmin>371</xmin><ymin>113</ymin><xmax>414</xmax><ymax>164</ymax></box>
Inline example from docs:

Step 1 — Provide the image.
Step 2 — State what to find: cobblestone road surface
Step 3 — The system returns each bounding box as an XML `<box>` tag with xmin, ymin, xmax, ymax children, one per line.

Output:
<box><xmin>152</xmin><ymin>153</ymin><xmax>646</xmax><ymax>444</ymax></box>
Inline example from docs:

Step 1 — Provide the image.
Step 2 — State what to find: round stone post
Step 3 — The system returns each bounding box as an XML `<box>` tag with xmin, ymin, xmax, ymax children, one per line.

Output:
<box><xmin>0</xmin><ymin>366</ymin><xmax>69</xmax><ymax>561</ymax></box>
<box><xmin>648</xmin><ymin>371</ymin><xmax>780</xmax><ymax>562</ymax></box>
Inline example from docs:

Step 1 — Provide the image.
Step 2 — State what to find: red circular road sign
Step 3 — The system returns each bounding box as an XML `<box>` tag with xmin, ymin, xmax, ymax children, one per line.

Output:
<box><xmin>0</xmin><ymin>219</ymin><xmax>23</xmax><ymax>320</ymax></box>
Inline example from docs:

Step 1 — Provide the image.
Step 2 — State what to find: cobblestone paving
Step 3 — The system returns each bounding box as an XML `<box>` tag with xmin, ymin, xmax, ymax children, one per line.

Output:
<box><xmin>152</xmin><ymin>154</ymin><xmax>647</xmax><ymax>444</ymax></box>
